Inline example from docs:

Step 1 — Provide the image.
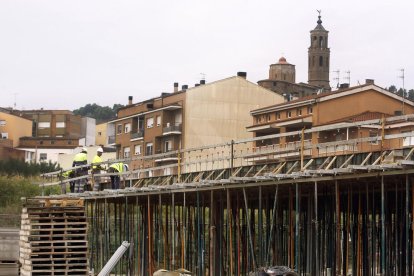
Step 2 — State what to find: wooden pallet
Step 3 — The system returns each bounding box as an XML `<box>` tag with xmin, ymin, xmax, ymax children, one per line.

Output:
<box><xmin>19</xmin><ymin>198</ymin><xmax>89</xmax><ymax>276</ymax></box>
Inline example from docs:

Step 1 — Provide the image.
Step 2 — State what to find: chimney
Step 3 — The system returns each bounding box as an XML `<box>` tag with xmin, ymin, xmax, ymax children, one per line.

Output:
<box><xmin>365</xmin><ymin>79</ymin><xmax>375</xmax><ymax>85</ymax></box>
<box><xmin>339</xmin><ymin>83</ymin><xmax>349</xmax><ymax>89</ymax></box>
<box><xmin>182</xmin><ymin>85</ymin><xmax>188</xmax><ymax>91</ymax></box>
<box><xmin>128</xmin><ymin>96</ymin><xmax>133</xmax><ymax>105</ymax></box>
<box><xmin>237</xmin><ymin>72</ymin><xmax>247</xmax><ymax>79</ymax></box>
<box><xmin>174</xmin><ymin>82</ymin><xmax>179</xmax><ymax>93</ymax></box>
<box><xmin>195</xmin><ymin>83</ymin><xmax>200</xmax><ymax>87</ymax></box>
<box><xmin>200</xmin><ymin>80</ymin><xmax>206</xmax><ymax>85</ymax></box>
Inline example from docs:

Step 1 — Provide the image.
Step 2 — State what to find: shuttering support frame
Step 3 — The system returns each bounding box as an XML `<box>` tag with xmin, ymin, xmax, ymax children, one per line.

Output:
<box><xmin>22</xmin><ymin>146</ymin><xmax>414</xmax><ymax>275</ymax></box>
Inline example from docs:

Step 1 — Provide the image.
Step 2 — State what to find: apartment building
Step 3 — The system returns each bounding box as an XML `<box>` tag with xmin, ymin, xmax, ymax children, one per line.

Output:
<box><xmin>0</xmin><ymin>109</ymin><xmax>32</xmax><ymax>161</ymax></box>
<box><xmin>107</xmin><ymin>74</ymin><xmax>284</xmax><ymax>174</ymax></box>
<box><xmin>11</xmin><ymin>109</ymin><xmax>95</xmax><ymax>163</ymax></box>
<box><xmin>247</xmin><ymin>82</ymin><xmax>414</xmax><ymax>160</ymax></box>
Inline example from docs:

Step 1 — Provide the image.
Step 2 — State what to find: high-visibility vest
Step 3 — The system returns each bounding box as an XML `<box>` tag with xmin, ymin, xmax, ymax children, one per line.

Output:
<box><xmin>73</xmin><ymin>152</ymin><xmax>87</xmax><ymax>164</ymax></box>
<box><xmin>109</xmin><ymin>163</ymin><xmax>124</xmax><ymax>173</ymax></box>
<box><xmin>92</xmin><ymin>155</ymin><xmax>103</xmax><ymax>170</ymax></box>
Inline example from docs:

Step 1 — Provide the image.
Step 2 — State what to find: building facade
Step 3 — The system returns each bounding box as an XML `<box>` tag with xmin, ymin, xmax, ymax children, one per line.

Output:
<box><xmin>0</xmin><ymin>109</ymin><xmax>32</xmax><ymax>161</ymax></box>
<box><xmin>247</xmin><ymin>82</ymin><xmax>414</xmax><ymax>160</ymax></box>
<box><xmin>107</xmin><ymin>74</ymin><xmax>284</xmax><ymax>174</ymax></box>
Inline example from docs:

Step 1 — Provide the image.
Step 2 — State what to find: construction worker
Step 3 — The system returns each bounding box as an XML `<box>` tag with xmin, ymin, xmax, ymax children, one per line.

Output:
<box><xmin>107</xmin><ymin>163</ymin><xmax>129</xmax><ymax>190</ymax></box>
<box><xmin>72</xmin><ymin>147</ymin><xmax>88</xmax><ymax>193</ymax></box>
<box><xmin>60</xmin><ymin>169</ymin><xmax>75</xmax><ymax>193</ymax></box>
<box><xmin>91</xmin><ymin>147</ymin><xmax>105</xmax><ymax>191</ymax></box>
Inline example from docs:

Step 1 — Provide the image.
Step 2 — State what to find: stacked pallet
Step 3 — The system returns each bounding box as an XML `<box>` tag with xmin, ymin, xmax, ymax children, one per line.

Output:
<box><xmin>19</xmin><ymin>198</ymin><xmax>89</xmax><ymax>276</ymax></box>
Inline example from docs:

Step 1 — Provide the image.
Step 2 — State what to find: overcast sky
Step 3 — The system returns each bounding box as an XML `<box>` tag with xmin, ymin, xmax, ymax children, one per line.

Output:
<box><xmin>0</xmin><ymin>0</ymin><xmax>412</xmax><ymax>110</ymax></box>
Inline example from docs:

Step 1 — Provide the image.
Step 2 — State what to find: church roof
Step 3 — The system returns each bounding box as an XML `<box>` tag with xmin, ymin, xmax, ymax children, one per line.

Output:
<box><xmin>312</xmin><ymin>15</ymin><xmax>327</xmax><ymax>32</ymax></box>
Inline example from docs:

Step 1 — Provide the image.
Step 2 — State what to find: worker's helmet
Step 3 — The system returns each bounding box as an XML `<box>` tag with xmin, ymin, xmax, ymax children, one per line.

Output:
<box><xmin>82</xmin><ymin>147</ymin><xmax>88</xmax><ymax>153</ymax></box>
<box><xmin>123</xmin><ymin>164</ymin><xmax>129</xmax><ymax>171</ymax></box>
<box><xmin>97</xmin><ymin>147</ymin><xmax>104</xmax><ymax>153</ymax></box>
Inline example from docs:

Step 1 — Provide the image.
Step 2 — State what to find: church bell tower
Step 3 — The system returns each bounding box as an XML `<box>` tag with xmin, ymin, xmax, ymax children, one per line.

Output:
<box><xmin>308</xmin><ymin>12</ymin><xmax>330</xmax><ymax>90</ymax></box>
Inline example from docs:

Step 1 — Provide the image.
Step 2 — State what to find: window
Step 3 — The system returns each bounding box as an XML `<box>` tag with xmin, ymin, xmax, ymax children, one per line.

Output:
<box><xmin>134</xmin><ymin>145</ymin><xmax>142</xmax><ymax>155</ymax></box>
<box><xmin>39</xmin><ymin>140</ymin><xmax>43</xmax><ymax>145</ymax></box>
<box><xmin>39</xmin><ymin>153</ymin><xmax>47</xmax><ymax>162</ymax></box>
<box><xmin>146</xmin><ymin>142</ymin><xmax>153</xmax><ymax>155</ymax></box>
<box><xmin>369</xmin><ymin>132</ymin><xmax>379</xmax><ymax>145</ymax></box>
<box><xmin>297</xmin><ymin>109</ymin><xmax>302</xmax><ymax>116</ymax></box>
<box><xmin>165</xmin><ymin>140</ymin><xmax>172</xmax><ymax>152</ymax></box>
<box><xmin>307</xmin><ymin>106</ymin><xmax>313</xmax><ymax>114</ymax></box>
<box><xmin>124</xmin><ymin>147</ymin><xmax>130</xmax><ymax>158</ymax></box>
<box><xmin>286</xmin><ymin>111</ymin><xmax>292</xmax><ymax>118</ymax></box>
<box><xmin>1</xmin><ymin>133</ymin><xmax>8</xmax><ymax>139</ymax></box>
<box><xmin>266</xmin><ymin>115</ymin><xmax>271</xmax><ymax>122</ymax></box>
<box><xmin>156</xmin><ymin>115</ymin><xmax>161</xmax><ymax>126</ymax></box>
<box><xmin>38</xmin><ymin>122</ymin><xmax>50</xmax><ymax>129</ymax></box>
<box><xmin>98</xmin><ymin>132</ymin><xmax>102</xmax><ymax>136</ymax></box>
<box><xmin>124</xmin><ymin>123</ymin><xmax>131</xmax><ymax>133</ymax></box>
<box><xmin>51</xmin><ymin>140</ymin><xmax>55</xmax><ymax>145</ymax></box>
<box><xmin>147</xmin><ymin>117</ymin><xmax>154</xmax><ymax>128</ymax></box>
<box><xmin>0</xmin><ymin>120</ymin><xmax>5</xmax><ymax>126</ymax></box>
<box><xmin>56</xmin><ymin>122</ymin><xmax>65</xmax><ymax>128</ymax></box>
<box><xmin>117</xmin><ymin>124</ymin><xmax>122</xmax><ymax>134</ymax></box>
<box><xmin>276</xmin><ymin>112</ymin><xmax>281</xmax><ymax>120</ymax></box>
<box><xmin>319</xmin><ymin>56</ymin><xmax>323</xmax><ymax>66</ymax></box>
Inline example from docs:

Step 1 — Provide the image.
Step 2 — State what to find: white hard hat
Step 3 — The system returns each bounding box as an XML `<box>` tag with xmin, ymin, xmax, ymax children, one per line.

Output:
<box><xmin>82</xmin><ymin>147</ymin><xmax>88</xmax><ymax>152</ymax></box>
<box><xmin>97</xmin><ymin>147</ymin><xmax>103</xmax><ymax>153</ymax></box>
<box><xmin>123</xmin><ymin>164</ymin><xmax>129</xmax><ymax>171</ymax></box>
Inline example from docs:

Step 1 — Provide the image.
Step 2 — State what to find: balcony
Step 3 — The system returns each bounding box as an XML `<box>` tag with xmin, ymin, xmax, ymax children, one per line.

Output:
<box><xmin>162</xmin><ymin>123</ymin><xmax>182</xmax><ymax>135</ymax></box>
<box><xmin>130</xmin><ymin>130</ymin><xmax>144</xmax><ymax>141</ymax></box>
<box><xmin>108</xmin><ymin>135</ymin><xmax>116</xmax><ymax>145</ymax></box>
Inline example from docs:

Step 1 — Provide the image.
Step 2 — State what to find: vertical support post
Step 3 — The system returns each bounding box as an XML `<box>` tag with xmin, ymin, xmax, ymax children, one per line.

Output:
<box><xmin>258</xmin><ymin>186</ymin><xmax>263</xmax><ymax>266</ymax></box>
<box><xmin>381</xmin><ymin>175</ymin><xmax>385</xmax><ymax>275</ymax></box>
<box><xmin>295</xmin><ymin>183</ymin><xmax>300</xmax><ymax>272</ymax></box>
<box><xmin>148</xmin><ymin>195</ymin><xmax>153</xmax><ymax>276</ymax></box>
<box><xmin>210</xmin><ymin>190</ymin><xmax>215</xmax><ymax>276</ymax></box>
<box><xmin>405</xmin><ymin>174</ymin><xmax>412</xmax><ymax>275</ymax></box>
<box><xmin>242</xmin><ymin>188</ymin><xmax>257</xmax><ymax>269</ymax></box>
<box><xmin>335</xmin><ymin>180</ymin><xmax>341</xmax><ymax>275</ymax></box>
<box><xmin>227</xmin><ymin>189</ymin><xmax>233</xmax><ymax>275</ymax></box>
<box><xmin>301</xmin><ymin>127</ymin><xmax>305</xmax><ymax>170</ymax></box>
<box><xmin>230</xmin><ymin>140</ymin><xmax>234</xmax><ymax>173</ymax></box>
<box><xmin>172</xmin><ymin>193</ymin><xmax>175</xmax><ymax>269</ymax></box>
<box><xmin>177</xmin><ymin>149</ymin><xmax>181</xmax><ymax>183</ymax></box>
<box><xmin>197</xmin><ymin>191</ymin><xmax>202</xmax><ymax>276</ymax></box>
<box><xmin>315</xmin><ymin>181</ymin><xmax>319</xmax><ymax>275</ymax></box>
<box><xmin>183</xmin><ymin>192</ymin><xmax>186</xmax><ymax>270</ymax></box>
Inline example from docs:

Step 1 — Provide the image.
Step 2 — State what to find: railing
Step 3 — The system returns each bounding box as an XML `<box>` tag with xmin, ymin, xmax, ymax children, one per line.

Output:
<box><xmin>163</xmin><ymin>123</ymin><xmax>182</xmax><ymax>133</ymax></box>
<box><xmin>130</xmin><ymin>130</ymin><xmax>144</xmax><ymax>140</ymax></box>
<box><xmin>108</xmin><ymin>135</ymin><xmax>116</xmax><ymax>144</ymax></box>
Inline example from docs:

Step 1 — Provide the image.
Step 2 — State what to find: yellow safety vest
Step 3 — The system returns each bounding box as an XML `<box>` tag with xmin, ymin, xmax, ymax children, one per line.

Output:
<box><xmin>109</xmin><ymin>163</ymin><xmax>124</xmax><ymax>173</ymax></box>
<box><xmin>92</xmin><ymin>155</ymin><xmax>103</xmax><ymax>170</ymax></box>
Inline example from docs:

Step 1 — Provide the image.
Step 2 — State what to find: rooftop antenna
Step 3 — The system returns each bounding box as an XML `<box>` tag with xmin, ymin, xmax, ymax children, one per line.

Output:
<box><xmin>398</xmin><ymin>68</ymin><xmax>405</xmax><ymax>114</ymax></box>
<box><xmin>333</xmin><ymin>70</ymin><xmax>340</xmax><ymax>88</ymax></box>
<box><xmin>13</xmin><ymin>93</ymin><xmax>18</xmax><ymax>110</ymax></box>
<box><xmin>344</xmin><ymin>70</ymin><xmax>351</xmax><ymax>85</ymax></box>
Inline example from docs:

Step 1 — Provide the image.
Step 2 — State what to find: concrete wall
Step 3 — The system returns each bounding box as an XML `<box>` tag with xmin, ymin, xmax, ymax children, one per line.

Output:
<box><xmin>81</xmin><ymin>117</ymin><xmax>96</xmax><ymax>146</ymax></box>
<box><xmin>184</xmin><ymin>76</ymin><xmax>283</xmax><ymax>148</ymax></box>
<box><xmin>95</xmin><ymin>123</ymin><xmax>107</xmax><ymax>146</ymax></box>
<box><xmin>0</xmin><ymin>228</ymin><xmax>19</xmax><ymax>276</ymax></box>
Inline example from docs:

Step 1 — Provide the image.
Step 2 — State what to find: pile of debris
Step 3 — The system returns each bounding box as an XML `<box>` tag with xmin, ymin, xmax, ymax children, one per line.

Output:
<box><xmin>248</xmin><ymin>266</ymin><xmax>298</xmax><ymax>276</ymax></box>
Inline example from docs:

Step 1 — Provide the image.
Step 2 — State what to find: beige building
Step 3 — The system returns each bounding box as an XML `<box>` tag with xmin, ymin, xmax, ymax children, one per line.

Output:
<box><xmin>0</xmin><ymin>109</ymin><xmax>32</xmax><ymax>161</ymax></box>
<box><xmin>107</xmin><ymin>74</ymin><xmax>284</xmax><ymax>174</ymax></box>
<box><xmin>95</xmin><ymin>122</ymin><xmax>109</xmax><ymax>146</ymax></box>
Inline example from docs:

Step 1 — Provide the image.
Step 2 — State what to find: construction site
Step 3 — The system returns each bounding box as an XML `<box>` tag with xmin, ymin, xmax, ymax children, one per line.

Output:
<box><xmin>14</xmin><ymin>113</ymin><xmax>414</xmax><ymax>275</ymax></box>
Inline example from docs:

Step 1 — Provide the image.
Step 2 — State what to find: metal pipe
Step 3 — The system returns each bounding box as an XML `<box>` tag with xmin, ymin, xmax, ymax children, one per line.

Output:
<box><xmin>381</xmin><ymin>175</ymin><xmax>385</xmax><ymax>275</ymax></box>
<box><xmin>98</xmin><ymin>241</ymin><xmax>131</xmax><ymax>276</ymax></box>
<box><xmin>242</xmin><ymin>187</ymin><xmax>257</xmax><ymax>269</ymax></box>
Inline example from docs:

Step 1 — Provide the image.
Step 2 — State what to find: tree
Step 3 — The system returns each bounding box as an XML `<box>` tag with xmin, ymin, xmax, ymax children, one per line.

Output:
<box><xmin>387</xmin><ymin>85</ymin><xmax>397</xmax><ymax>93</ymax></box>
<box><xmin>73</xmin><ymin>103</ymin><xmax>124</xmax><ymax>123</ymax></box>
